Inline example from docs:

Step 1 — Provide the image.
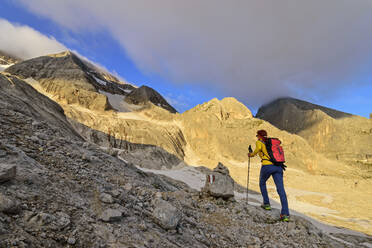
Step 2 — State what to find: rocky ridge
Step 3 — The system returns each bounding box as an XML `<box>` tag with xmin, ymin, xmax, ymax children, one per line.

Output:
<box><xmin>5</xmin><ymin>51</ymin><xmax>177</xmax><ymax>113</ymax></box>
<box><xmin>1</xmin><ymin>72</ymin><xmax>365</xmax><ymax>247</ymax></box>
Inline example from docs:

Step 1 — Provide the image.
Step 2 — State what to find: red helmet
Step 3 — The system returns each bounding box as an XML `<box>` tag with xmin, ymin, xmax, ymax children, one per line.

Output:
<box><xmin>256</xmin><ymin>129</ymin><xmax>267</xmax><ymax>137</ymax></box>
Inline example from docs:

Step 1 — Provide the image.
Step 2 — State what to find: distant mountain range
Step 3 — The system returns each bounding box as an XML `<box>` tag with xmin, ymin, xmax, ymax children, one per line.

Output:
<box><xmin>5</xmin><ymin>51</ymin><xmax>176</xmax><ymax>113</ymax></box>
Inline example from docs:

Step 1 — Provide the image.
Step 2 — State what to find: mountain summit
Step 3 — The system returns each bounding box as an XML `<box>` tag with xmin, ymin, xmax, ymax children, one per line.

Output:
<box><xmin>256</xmin><ymin>97</ymin><xmax>353</xmax><ymax>133</ymax></box>
<box><xmin>125</xmin><ymin>85</ymin><xmax>177</xmax><ymax>113</ymax></box>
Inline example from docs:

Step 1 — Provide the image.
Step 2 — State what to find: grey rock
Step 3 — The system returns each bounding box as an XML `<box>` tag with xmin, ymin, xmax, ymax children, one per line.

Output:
<box><xmin>0</xmin><ymin>164</ymin><xmax>16</xmax><ymax>183</ymax></box>
<box><xmin>25</xmin><ymin>212</ymin><xmax>70</xmax><ymax>231</ymax></box>
<box><xmin>108</xmin><ymin>148</ymin><xmax>118</xmax><ymax>157</ymax></box>
<box><xmin>100</xmin><ymin>193</ymin><xmax>114</xmax><ymax>204</ymax></box>
<box><xmin>152</xmin><ymin>199</ymin><xmax>181</xmax><ymax>230</ymax></box>
<box><xmin>0</xmin><ymin>193</ymin><xmax>20</xmax><ymax>214</ymax></box>
<box><xmin>0</xmin><ymin>221</ymin><xmax>9</xmax><ymax>235</ymax></box>
<box><xmin>110</xmin><ymin>189</ymin><xmax>121</xmax><ymax>198</ymax></box>
<box><xmin>123</xmin><ymin>183</ymin><xmax>133</xmax><ymax>192</ymax></box>
<box><xmin>0</xmin><ymin>150</ymin><xmax>6</xmax><ymax>158</ymax></box>
<box><xmin>203</xmin><ymin>162</ymin><xmax>234</xmax><ymax>199</ymax></box>
<box><xmin>26</xmin><ymin>212</ymin><xmax>56</xmax><ymax>229</ymax></box>
<box><xmin>213</xmin><ymin>162</ymin><xmax>230</xmax><ymax>175</ymax></box>
<box><xmin>99</xmin><ymin>209</ymin><xmax>123</xmax><ymax>222</ymax></box>
<box><xmin>67</xmin><ymin>237</ymin><xmax>76</xmax><ymax>245</ymax></box>
<box><xmin>54</xmin><ymin>212</ymin><xmax>71</xmax><ymax>230</ymax></box>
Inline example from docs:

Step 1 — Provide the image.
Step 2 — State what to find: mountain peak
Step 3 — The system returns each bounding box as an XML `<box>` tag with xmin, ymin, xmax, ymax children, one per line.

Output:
<box><xmin>257</xmin><ymin>97</ymin><xmax>353</xmax><ymax>119</ymax></box>
<box><xmin>256</xmin><ymin>97</ymin><xmax>353</xmax><ymax>133</ymax></box>
<box><xmin>124</xmin><ymin>85</ymin><xmax>177</xmax><ymax>113</ymax></box>
<box><xmin>188</xmin><ymin>97</ymin><xmax>252</xmax><ymax>120</ymax></box>
<box><xmin>46</xmin><ymin>50</ymin><xmax>73</xmax><ymax>58</ymax></box>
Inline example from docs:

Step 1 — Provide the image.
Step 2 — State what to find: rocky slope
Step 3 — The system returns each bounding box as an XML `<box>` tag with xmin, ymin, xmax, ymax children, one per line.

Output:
<box><xmin>255</xmin><ymin>97</ymin><xmax>372</xmax><ymax>166</ymax></box>
<box><xmin>2</xmin><ymin>73</ymin><xmax>365</xmax><ymax>247</ymax></box>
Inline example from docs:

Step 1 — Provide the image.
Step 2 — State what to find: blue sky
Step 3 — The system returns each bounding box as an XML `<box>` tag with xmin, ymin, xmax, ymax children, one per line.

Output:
<box><xmin>0</xmin><ymin>0</ymin><xmax>371</xmax><ymax>117</ymax></box>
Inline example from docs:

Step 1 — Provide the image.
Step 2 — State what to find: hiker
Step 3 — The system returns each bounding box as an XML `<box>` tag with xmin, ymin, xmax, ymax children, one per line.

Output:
<box><xmin>248</xmin><ymin>129</ymin><xmax>290</xmax><ymax>221</ymax></box>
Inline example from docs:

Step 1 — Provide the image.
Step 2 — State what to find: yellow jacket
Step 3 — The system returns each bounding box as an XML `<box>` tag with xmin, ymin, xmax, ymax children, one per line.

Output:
<box><xmin>250</xmin><ymin>140</ymin><xmax>273</xmax><ymax>165</ymax></box>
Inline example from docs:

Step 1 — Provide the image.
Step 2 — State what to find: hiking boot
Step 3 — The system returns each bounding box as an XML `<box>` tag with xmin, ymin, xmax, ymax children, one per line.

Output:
<box><xmin>280</xmin><ymin>214</ymin><xmax>289</xmax><ymax>222</ymax></box>
<box><xmin>260</xmin><ymin>204</ymin><xmax>271</xmax><ymax>210</ymax></box>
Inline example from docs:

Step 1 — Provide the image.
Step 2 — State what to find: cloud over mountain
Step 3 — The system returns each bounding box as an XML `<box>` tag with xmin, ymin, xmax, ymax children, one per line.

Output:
<box><xmin>0</xmin><ymin>18</ymin><xmax>67</xmax><ymax>59</ymax></box>
<box><xmin>16</xmin><ymin>0</ymin><xmax>372</xmax><ymax>107</ymax></box>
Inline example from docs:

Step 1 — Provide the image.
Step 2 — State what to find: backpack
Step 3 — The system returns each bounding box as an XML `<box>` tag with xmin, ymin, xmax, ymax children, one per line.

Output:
<box><xmin>264</xmin><ymin>138</ymin><xmax>287</xmax><ymax>170</ymax></box>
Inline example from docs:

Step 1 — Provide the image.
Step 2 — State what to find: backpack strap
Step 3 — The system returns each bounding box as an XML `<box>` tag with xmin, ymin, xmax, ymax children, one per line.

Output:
<box><xmin>258</xmin><ymin>140</ymin><xmax>272</xmax><ymax>163</ymax></box>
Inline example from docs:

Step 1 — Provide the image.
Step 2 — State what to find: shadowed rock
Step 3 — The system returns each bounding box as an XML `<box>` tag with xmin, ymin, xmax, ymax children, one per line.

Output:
<box><xmin>0</xmin><ymin>164</ymin><xmax>16</xmax><ymax>183</ymax></box>
<box><xmin>99</xmin><ymin>209</ymin><xmax>123</xmax><ymax>222</ymax></box>
<box><xmin>125</xmin><ymin>85</ymin><xmax>178</xmax><ymax>113</ymax></box>
<box><xmin>256</xmin><ymin>97</ymin><xmax>353</xmax><ymax>133</ymax></box>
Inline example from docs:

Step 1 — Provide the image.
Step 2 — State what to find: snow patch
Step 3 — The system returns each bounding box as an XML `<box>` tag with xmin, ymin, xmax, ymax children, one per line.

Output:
<box><xmin>123</xmin><ymin>89</ymin><xmax>132</xmax><ymax>93</ymax></box>
<box><xmin>139</xmin><ymin>166</ymin><xmax>206</xmax><ymax>190</ymax></box>
<box><xmin>98</xmin><ymin>90</ymin><xmax>128</xmax><ymax>112</ymax></box>
<box><xmin>93</xmin><ymin>75</ymin><xmax>107</xmax><ymax>86</ymax></box>
<box><xmin>0</xmin><ymin>63</ymin><xmax>13</xmax><ymax>71</ymax></box>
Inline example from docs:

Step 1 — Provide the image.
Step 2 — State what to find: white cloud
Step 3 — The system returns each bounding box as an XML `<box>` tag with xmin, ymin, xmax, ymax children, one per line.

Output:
<box><xmin>0</xmin><ymin>18</ymin><xmax>67</xmax><ymax>59</ymax></box>
<box><xmin>16</xmin><ymin>0</ymin><xmax>372</xmax><ymax>108</ymax></box>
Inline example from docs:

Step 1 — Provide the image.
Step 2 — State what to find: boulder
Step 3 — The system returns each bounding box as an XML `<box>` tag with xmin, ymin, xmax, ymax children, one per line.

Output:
<box><xmin>0</xmin><ymin>193</ymin><xmax>20</xmax><ymax>214</ymax></box>
<box><xmin>203</xmin><ymin>162</ymin><xmax>234</xmax><ymax>199</ymax></box>
<box><xmin>0</xmin><ymin>164</ymin><xmax>16</xmax><ymax>183</ymax></box>
<box><xmin>25</xmin><ymin>211</ymin><xmax>70</xmax><ymax>231</ymax></box>
<box><xmin>152</xmin><ymin>199</ymin><xmax>181</xmax><ymax>230</ymax></box>
<box><xmin>99</xmin><ymin>208</ymin><xmax>123</xmax><ymax>222</ymax></box>
<box><xmin>99</xmin><ymin>193</ymin><xmax>114</xmax><ymax>204</ymax></box>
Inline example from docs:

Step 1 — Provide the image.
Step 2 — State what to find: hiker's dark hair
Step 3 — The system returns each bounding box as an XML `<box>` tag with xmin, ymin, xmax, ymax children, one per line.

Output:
<box><xmin>257</xmin><ymin>130</ymin><xmax>267</xmax><ymax>137</ymax></box>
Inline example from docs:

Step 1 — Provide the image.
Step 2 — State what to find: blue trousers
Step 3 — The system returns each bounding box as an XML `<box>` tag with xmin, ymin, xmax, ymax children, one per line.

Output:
<box><xmin>259</xmin><ymin>165</ymin><xmax>289</xmax><ymax>216</ymax></box>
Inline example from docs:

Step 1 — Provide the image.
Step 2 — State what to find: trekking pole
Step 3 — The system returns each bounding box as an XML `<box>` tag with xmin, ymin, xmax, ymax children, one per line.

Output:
<box><xmin>247</xmin><ymin>145</ymin><xmax>252</xmax><ymax>204</ymax></box>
